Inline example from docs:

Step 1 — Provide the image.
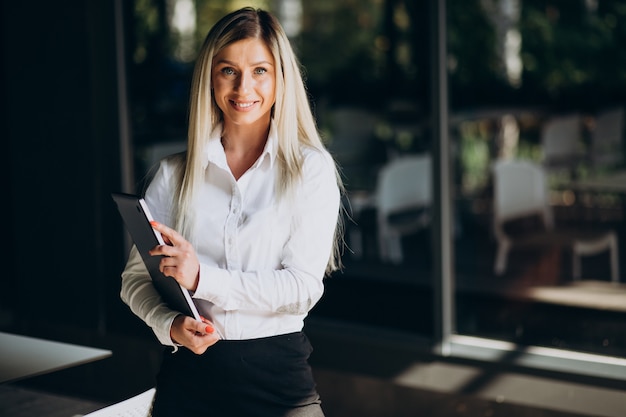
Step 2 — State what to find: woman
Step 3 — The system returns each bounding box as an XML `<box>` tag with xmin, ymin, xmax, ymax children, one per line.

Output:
<box><xmin>120</xmin><ymin>7</ymin><xmax>343</xmax><ymax>417</ymax></box>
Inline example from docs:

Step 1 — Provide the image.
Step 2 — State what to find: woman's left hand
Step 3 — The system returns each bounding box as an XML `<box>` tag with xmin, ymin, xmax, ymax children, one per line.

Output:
<box><xmin>149</xmin><ymin>221</ymin><xmax>200</xmax><ymax>292</ymax></box>
<box><xmin>171</xmin><ymin>314</ymin><xmax>220</xmax><ymax>355</ymax></box>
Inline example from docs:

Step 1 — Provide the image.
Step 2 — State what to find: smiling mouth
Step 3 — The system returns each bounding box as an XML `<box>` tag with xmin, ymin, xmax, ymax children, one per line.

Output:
<box><xmin>230</xmin><ymin>100</ymin><xmax>256</xmax><ymax>108</ymax></box>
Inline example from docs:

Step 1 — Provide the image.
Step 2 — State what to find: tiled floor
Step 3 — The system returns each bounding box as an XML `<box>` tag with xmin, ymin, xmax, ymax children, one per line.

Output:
<box><xmin>4</xmin><ymin>359</ymin><xmax>620</xmax><ymax>417</ymax></box>
<box><xmin>314</xmin><ymin>368</ymin><xmax>591</xmax><ymax>417</ymax></box>
<box><xmin>2</xmin><ymin>319</ymin><xmax>625</xmax><ymax>417</ymax></box>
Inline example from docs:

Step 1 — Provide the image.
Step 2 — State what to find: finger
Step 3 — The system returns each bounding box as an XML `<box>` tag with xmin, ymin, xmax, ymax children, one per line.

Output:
<box><xmin>199</xmin><ymin>316</ymin><xmax>217</xmax><ymax>333</ymax></box>
<box><xmin>156</xmin><ymin>244</ymin><xmax>179</xmax><ymax>258</ymax></box>
<box><xmin>149</xmin><ymin>221</ymin><xmax>174</xmax><ymax>245</ymax></box>
<box><xmin>161</xmin><ymin>234</ymin><xmax>173</xmax><ymax>246</ymax></box>
<box><xmin>189</xmin><ymin>334</ymin><xmax>220</xmax><ymax>355</ymax></box>
<box><xmin>160</xmin><ymin>263</ymin><xmax>175</xmax><ymax>279</ymax></box>
<box><xmin>150</xmin><ymin>221</ymin><xmax>184</xmax><ymax>247</ymax></box>
<box><xmin>149</xmin><ymin>243</ymin><xmax>176</xmax><ymax>257</ymax></box>
<box><xmin>190</xmin><ymin>318</ymin><xmax>214</xmax><ymax>335</ymax></box>
<box><xmin>149</xmin><ymin>237</ymin><xmax>186</xmax><ymax>257</ymax></box>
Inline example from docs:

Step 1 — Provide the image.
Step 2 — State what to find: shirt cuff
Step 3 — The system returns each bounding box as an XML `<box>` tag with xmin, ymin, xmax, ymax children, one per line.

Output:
<box><xmin>194</xmin><ymin>263</ymin><xmax>231</xmax><ymax>307</ymax></box>
<box><xmin>152</xmin><ymin>310</ymin><xmax>184</xmax><ymax>349</ymax></box>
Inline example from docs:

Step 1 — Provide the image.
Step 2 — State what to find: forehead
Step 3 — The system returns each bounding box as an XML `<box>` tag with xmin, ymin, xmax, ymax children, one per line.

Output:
<box><xmin>214</xmin><ymin>38</ymin><xmax>274</xmax><ymax>65</ymax></box>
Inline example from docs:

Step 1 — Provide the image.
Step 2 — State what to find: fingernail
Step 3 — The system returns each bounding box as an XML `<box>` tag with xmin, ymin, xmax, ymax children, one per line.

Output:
<box><xmin>150</xmin><ymin>221</ymin><xmax>158</xmax><ymax>227</ymax></box>
<box><xmin>205</xmin><ymin>325</ymin><xmax>214</xmax><ymax>333</ymax></box>
<box><xmin>200</xmin><ymin>316</ymin><xmax>206</xmax><ymax>321</ymax></box>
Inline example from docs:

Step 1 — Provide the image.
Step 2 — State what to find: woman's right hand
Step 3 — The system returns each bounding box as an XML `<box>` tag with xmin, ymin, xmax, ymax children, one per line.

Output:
<box><xmin>170</xmin><ymin>314</ymin><xmax>220</xmax><ymax>355</ymax></box>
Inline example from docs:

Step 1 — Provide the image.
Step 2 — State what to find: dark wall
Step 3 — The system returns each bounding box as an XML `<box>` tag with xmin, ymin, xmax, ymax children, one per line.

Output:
<box><xmin>2</xmin><ymin>0</ymin><xmax>128</xmax><ymax>332</ymax></box>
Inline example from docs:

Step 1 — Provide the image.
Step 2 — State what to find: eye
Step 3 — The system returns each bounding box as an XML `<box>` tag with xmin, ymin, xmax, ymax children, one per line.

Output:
<box><xmin>220</xmin><ymin>67</ymin><xmax>236</xmax><ymax>76</ymax></box>
<box><xmin>254</xmin><ymin>67</ymin><xmax>267</xmax><ymax>75</ymax></box>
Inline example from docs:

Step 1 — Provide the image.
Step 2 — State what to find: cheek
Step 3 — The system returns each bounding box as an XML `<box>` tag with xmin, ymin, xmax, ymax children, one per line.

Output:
<box><xmin>211</xmin><ymin>81</ymin><xmax>229</xmax><ymax>107</ymax></box>
<box><xmin>212</xmin><ymin>72</ymin><xmax>235</xmax><ymax>90</ymax></box>
<box><xmin>259</xmin><ymin>79</ymin><xmax>276</xmax><ymax>102</ymax></box>
<box><xmin>212</xmin><ymin>78</ymin><xmax>227</xmax><ymax>95</ymax></box>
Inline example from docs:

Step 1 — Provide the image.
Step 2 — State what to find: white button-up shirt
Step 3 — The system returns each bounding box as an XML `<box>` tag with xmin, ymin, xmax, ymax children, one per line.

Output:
<box><xmin>120</xmin><ymin>123</ymin><xmax>340</xmax><ymax>346</ymax></box>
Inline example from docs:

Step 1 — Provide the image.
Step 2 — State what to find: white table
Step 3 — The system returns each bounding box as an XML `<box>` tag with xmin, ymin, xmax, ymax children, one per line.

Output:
<box><xmin>0</xmin><ymin>332</ymin><xmax>112</xmax><ymax>384</ymax></box>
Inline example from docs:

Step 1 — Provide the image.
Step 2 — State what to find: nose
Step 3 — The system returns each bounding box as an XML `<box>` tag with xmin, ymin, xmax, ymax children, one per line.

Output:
<box><xmin>236</xmin><ymin>71</ymin><xmax>252</xmax><ymax>93</ymax></box>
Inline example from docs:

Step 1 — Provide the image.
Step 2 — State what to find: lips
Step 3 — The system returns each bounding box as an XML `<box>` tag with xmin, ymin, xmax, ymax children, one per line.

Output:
<box><xmin>230</xmin><ymin>100</ymin><xmax>257</xmax><ymax>109</ymax></box>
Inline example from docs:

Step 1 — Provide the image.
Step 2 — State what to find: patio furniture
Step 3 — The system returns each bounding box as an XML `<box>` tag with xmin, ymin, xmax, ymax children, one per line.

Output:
<box><xmin>376</xmin><ymin>154</ymin><xmax>432</xmax><ymax>264</ymax></box>
<box><xmin>492</xmin><ymin>159</ymin><xmax>619</xmax><ymax>282</ymax></box>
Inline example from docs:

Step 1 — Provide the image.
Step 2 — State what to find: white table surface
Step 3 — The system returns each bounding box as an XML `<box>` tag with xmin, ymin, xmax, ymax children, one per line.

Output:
<box><xmin>0</xmin><ymin>331</ymin><xmax>112</xmax><ymax>384</ymax></box>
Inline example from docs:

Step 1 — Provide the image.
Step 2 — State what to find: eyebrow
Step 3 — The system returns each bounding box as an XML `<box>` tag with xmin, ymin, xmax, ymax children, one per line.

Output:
<box><xmin>215</xmin><ymin>59</ymin><xmax>274</xmax><ymax>67</ymax></box>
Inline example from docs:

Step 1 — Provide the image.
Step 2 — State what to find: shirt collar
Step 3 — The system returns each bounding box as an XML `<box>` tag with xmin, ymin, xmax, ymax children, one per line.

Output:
<box><xmin>202</xmin><ymin>120</ymin><xmax>278</xmax><ymax>170</ymax></box>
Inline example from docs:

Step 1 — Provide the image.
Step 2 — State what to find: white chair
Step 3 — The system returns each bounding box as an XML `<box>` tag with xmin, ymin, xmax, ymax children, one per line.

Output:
<box><xmin>492</xmin><ymin>159</ymin><xmax>619</xmax><ymax>282</ymax></box>
<box><xmin>376</xmin><ymin>154</ymin><xmax>432</xmax><ymax>263</ymax></box>
<box><xmin>540</xmin><ymin>113</ymin><xmax>585</xmax><ymax>178</ymax></box>
<box><xmin>82</xmin><ymin>388</ymin><xmax>155</xmax><ymax>416</ymax></box>
<box><xmin>590</xmin><ymin>106</ymin><xmax>624</xmax><ymax>170</ymax></box>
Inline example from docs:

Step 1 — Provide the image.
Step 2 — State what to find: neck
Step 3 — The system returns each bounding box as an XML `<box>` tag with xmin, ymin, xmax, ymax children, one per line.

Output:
<box><xmin>221</xmin><ymin>119</ymin><xmax>271</xmax><ymax>180</ymax></box>
<box><xmin>221</xmin><ymin>118</ymin><xmax>271</xmax><ymax>154</ymax></box>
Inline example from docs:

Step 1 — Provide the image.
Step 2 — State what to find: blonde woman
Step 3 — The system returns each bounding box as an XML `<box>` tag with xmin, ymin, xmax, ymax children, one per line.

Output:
<box><xmin>120</xmin><ymin>7</ymin><xmax>343</xmax><ymax>417</ymax></box>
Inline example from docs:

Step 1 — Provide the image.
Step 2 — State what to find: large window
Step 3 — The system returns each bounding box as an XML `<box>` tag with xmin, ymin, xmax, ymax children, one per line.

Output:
<box><xmin>449</xmin><ymin>0</ymin><xmax>626</xmax><ymax>363</ymax></box>
<box><xmin>127</xmin><ymin>0</ymin><xmax>626</xmax><ymax>376</ymax></box>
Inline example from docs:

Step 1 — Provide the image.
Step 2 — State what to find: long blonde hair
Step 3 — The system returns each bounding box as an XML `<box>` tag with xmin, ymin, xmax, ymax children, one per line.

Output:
<box><xmin>174</xmin><ymin>7</ymin><xmax>344</xmax><ymax>274</ymax></box>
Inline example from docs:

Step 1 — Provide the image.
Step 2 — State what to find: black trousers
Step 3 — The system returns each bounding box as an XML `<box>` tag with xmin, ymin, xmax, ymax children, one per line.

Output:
<box><xmin>151</xmin><ymin>332</ymin><xmax>324</xmax><ymax>417</ymax></box>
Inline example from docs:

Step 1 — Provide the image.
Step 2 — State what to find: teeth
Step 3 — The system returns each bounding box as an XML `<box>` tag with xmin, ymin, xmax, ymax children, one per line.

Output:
<box><xmin>234</xmin><ymin>101</ymin><xmax>254</xmax><ymax>108</ymax></box>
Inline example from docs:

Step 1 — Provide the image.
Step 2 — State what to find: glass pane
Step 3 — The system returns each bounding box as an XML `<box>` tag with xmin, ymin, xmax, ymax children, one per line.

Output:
<box><xmin>451</xmin><ymin>0</ymin><xmax>626</xmax><ymax>358</ymax></box>
<box><xmin>127</xmin><ymin>0</ymin><xmax>626</xmax><ymax>358</ymax></box>
<box><xmin>127</xmin><ymin>0</ymin><xmax>435</xmax><ymax>338</ymax></box>
<box><xmin>297</xmin><ymin>0</ymin><xmax>434</xmax><ymax>337</ymax></box>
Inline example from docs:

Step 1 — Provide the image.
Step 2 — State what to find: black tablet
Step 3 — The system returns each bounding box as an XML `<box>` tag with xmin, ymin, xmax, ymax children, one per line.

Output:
<box><xmin>111</xmin><ymin>192</ymin><xmax>201</xmax><ymax>320</ymax></box>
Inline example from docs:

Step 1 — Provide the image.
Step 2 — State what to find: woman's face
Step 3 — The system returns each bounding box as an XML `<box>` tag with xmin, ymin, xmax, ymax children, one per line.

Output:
<box><xmin>211</xmin><ymin>38</ymin><xmax>276</xmax><ymax>128</ymax></box>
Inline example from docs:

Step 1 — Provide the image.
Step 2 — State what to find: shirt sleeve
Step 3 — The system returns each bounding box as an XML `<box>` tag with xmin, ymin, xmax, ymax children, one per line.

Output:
<box><xmin>193</xmin><ymin>149</ymin><xmax>341</xmax><ymax>314</ymax></box>
<box><xmin>120</xmin><ymin>245</ymin><xmax>182</xmax><ymax>347</ymax></box>
<box><xmin>119</xmin><ymin>159</ymin><xmax>181</xmax><ymax>348</ymax></box>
